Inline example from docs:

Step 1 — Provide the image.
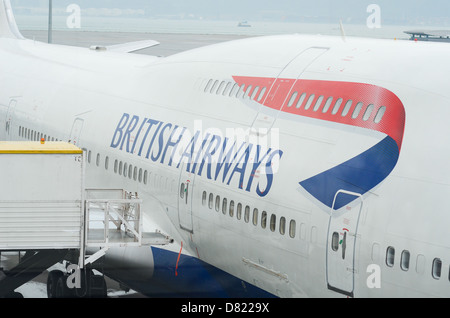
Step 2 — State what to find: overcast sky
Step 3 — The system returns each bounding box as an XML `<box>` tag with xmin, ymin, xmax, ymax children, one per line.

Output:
<box><xmin>9</xmin><ymin>0</ymin><xmax>450</xmax><ymax>26</ymax></box>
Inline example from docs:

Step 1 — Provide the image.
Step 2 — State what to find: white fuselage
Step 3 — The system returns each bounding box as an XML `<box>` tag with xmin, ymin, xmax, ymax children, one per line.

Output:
<box><xmin>1</xmin><ymin>33</ymin><xmax>450</xmax><ymax>297</ymax></box>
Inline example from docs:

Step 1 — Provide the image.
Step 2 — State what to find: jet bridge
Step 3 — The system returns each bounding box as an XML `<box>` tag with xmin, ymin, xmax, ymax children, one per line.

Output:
<box><xmin>0</xmin><ymin>141</ymin><xmax>171</xmax><ymax>298</ymax></box>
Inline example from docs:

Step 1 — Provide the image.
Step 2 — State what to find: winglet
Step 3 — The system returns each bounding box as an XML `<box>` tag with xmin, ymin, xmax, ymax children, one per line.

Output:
<box><xmin>0</xmin><ymin>0</ymin><xmax>25</xmax><ymax>39</ymax></box>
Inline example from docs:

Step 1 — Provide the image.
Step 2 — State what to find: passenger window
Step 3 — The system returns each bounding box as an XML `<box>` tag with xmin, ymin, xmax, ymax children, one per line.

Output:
<box><xmin>204</xmin><ymin>79</ymin><xmax>213</xmax><ymax>92</ymax></box>
<box><xmin>363</xmin><ymin>104</ymin><xmax>375</xmax><ymax>121</ymax></box>
<box><xmin>322</xmin><ymin>97</ymin><xmax>333</xmax><ymax>113</ymax></box>
<box><xmin>401</xmin><ymin>250</ymin><xmax>410</xmax><ymax>271</ymax></box>
<box><xmin>202</xmin><ymin>191</ymin><xmax>207</xmax><ymax>206</ymax></box>
<box><xmin>244</xmin><ymin>85</ymin><xmax>253</xmax><ymax>99</ymax></box>
<box><xmin>230</xmin><ymin>83</ymin><xmax>239</xmax><ymax>97</ymax></box>
<box><xmin>143</xmin><ymin>170</ymin><xmax>148</xmax><ymax>184</ymax></box>
<box><xmin>229</xmin><ymin>200</ymin><xmax>234</xmax><ymax>217</ymax></box>
<box><xmin>237</xmin><ymin>203</ymin><xmax>242</xmax><ymax>220</ymax></box>
<box><xmin>313</xmin><ymin>95</ymin><xmax>324</xmax><ymax>111</ymax></box>
<box><xmin>217</xmin><ymin>81</ymin><xmax>226</xmax><ymax>95</ymax></box>
<box><xmin>270</xmin><ymin>214</ymin><xmax>276</xmax><ymax>232</ymax></box>
<box><xmin>237</xmin><ymin>84</ymin><xmax>245</xmax><ymax>98</ymax></box>
<box><xmin>251</xmin><ymin>86</ymin><xmax>260</xmax><ymax>100</ymax></box>
<box><xmin>252</xmin><ymin>208</ymin><xmax>258</xmax><ymax>226</ymax></box>
<box><xmin>386</xmin><ymin>246</ymin><xmax>395</xmax><ymax>267</ymax></box>
<box><xmin>341</xmin><ymin>100</ymin><xmax>352</xmax><ymax>117</ymax></box>
<box><xmin>180</xmin><ymin>183</ymin><xmax>185</xmax><ymax>199</ymax></box>
<box><xmin>331</xmin><ymin>232</ymin><xmax>339</xmax><ymax>251</ymax></box>
<box><xmin>222</xmin><ymin>198</ymin><xmax>227</xmax><ymax>214</ymax></box>
<box><xmin>257</xmin><ymin>87</ymin><xmax>266</xmax><ymax>102</ymax></box>
<box><xmin>374</xmin><ymin>106</ymin><xmax>386</xmax><ymax>124</ymax></box>
<box><xmin>208</xmin><ymin>193</ymin><xmax>214</xmax><ymax>209</ymax></box>
<box><xmin>304</xmin><ymin>94</ymin><xmax>315</xmax><ymax>110</ymax></box>
<box><xmin>352</xmin><ymin>102</ymin><xmax>363</xmax><ymax>119</ymax></box>
<box><xmin>332</xmin><ymin>98</ymin><xmax>343</xmax><ymax>114</ymax></box>
<box><xmin>244</xmin><ymin>205</ymin><xmax>250</xmax><ymax>223</ymax></box>
<box><xmin>287</xmin><ymin>92</ymin><xmax>298</xmax><ymax>107</ymax></box>
<box><xmin>138</xmin><ymin>168</ymin><xmax>143</xmax><ymax>182</ymax></box>
<box><xmin>215</xmin><ymin>195</ymin><xmax>220</xmax><ymax>212</ymax></box>
<box><xmin>295</xmin><ymin>93</ymin><xmax>306</xmax><ymax>109</ymax></box>
<box><xmin>210</xmin><ymin>80</ymin><xmax>219</xmax><ymax>93</ymax></box>
<box><xmin>432</xmin><ymin>258</ymin><xmax>442</xmax><ymax>279</ymax></box>
<box><xmin>105</xmin><ymin>156</ymin><xmax>109</xmax><ymax>170</ymax></box>
<box><xmin>261</xmin><ymin>211</ymin><xmax>267</xmax><ymax>229</ymax></box>
<box><xmin>223</xmin><ymin>82</ymin><xmax>232</xmax><ymax>96</ymax></box>
<box><xmin>279</xmin><ymin>217</ymin><xmax>286</xmax><ymax>235</ymax></box>
<box><xmin>289</xmin><ymin>220</ymin><xmax>296</xmax><ymax>238</ymax></box>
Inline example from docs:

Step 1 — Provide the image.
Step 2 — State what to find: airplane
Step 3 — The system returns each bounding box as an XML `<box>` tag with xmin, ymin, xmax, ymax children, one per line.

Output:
<box><xmin>0</xmin><ymin>0</ymin><xmax>450</xmax><ymax>298</ymax></box>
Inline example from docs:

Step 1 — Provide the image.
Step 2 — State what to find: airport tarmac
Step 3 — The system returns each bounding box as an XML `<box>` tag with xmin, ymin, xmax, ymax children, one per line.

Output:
<box><xmin>21</xmin><ymin>30</ymin><xmax>251</xmax><ymax>56</ymax></box>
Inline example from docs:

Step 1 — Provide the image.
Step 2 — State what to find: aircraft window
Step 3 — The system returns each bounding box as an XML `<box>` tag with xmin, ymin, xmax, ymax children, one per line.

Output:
<box><xmin>401</xmin><ymin>250</ymin><xmax>410</xmax><ymax>271</ymax></box>
<box><xmin>251</xmin><ymin>86</ymin><xmax>260</xmax><ymax>100</ymax></box>
<box><xmin>261</xmin><ymin>211</ymin><xmax>267</xmax><ymax>229</ymax></box>
<box><xmin>432</xmin><ymin>258</ymin><xmax>442</xmax><ymax>279</ymax></box>
<box><xmin>208</xmin><ymin>193</ymin><xmax>214</xmax><ymax>209</ymax></box>
<box><xmin>19</xmin><ymin>126</ymin><xmax>22</xmax><ymax>137</ymax></box>
<box><xmin>143</xmin><ymin>170</ymin><xmax>148</xmax><ymax>184</ymax></box>
<box><xmin>304</xmin><ymin>94</ymin><xmax>315</xmax><ymax>110</ymax></box>
<box><xmin>363</xmin><ymin>104</ymin><xmax>375</xmax><ymax>121</ymax></box>
<box><xmin>88</xmin><ymin>150</ymin><xmax>92</xmax><ymax>164</ymax></box>
<box><xmin>230</xmin><ymin>83</ymin><xmax>239</xmax><ymax>97</ymax></box>
<box><xmin>289</xmin><ymin>220</ymin><xmax>296</xmax><ymax>238</ymax></box>
<box><xmin>237</xmin><ymin>84</ymin><xmax>246</xmax><ymax>98</ymax></box>
<box><xmin>114</xmin><ymin>160</ymin><xmax>118</xmax><ymax>173</ymax></box>
<box><xmin>386</xmin><ymin>246</ymin><xmax>395</xmax><ymax>267</ymax></box>
<box><xmin>252</xmin><ymin>208</ymin><xmax>258</xmax><ymax>226</ymax></box>
<box><xmin>279</xmin><ymin>217</ymin><xmax>286</xmax><ymax>235</ymax></box>
<box><xmin>313</xmin><ymin>95</ymin><xmax>324</xmax><ymax>112</ymax></box>
<box><xmin>341</xmin><ymin>100</ymin><xmax>352</xmax><ymax>117</ymax></box>
<box><xmin>210</xmin><ymin>80</ymin><xmax>219</xmax><ymax>93</ymax></box>
<box><xmin>180</xmin><ymin>183</ymin><xmax>185</xmax><ymax>199</ymax></box>
<box><xmin>237</xmin><ymin>203</ymin><xmax>242</xmax><ymax>220</ymax></box>
<box><xmin>215</xmin><ymin>195</ymin><xmax>220</xmax><ymax>212</ymax></box>
<box><xmin>128</xmin><ymin>165</ymin><xmax>133</xmax><ymax>179</ymax></box>
<box><xmin>217</xmin><ymin>81</ymin><xmax>226</xmax><ymax>95</ymax></box>
<box><xmin>332</xmin><ymin>98</ymin><xmax>343</xmax><ymax>114</ymax></box>
<box><xmin>352</xmin><ymin>102</ymin><xmax>363</xmax><ymax>119</ymax></box>
<box><xmin>202</xmin><ymin>191</ymin><xmax>207</xmax><ymax>206</ymax></box>
<box><xmin>104</xmin><ymin>156</ymin><xmax>109</xmax><ymax>170</ymax></box>
<box><xmin>257</xmin><ymin>87</ymin><xmax>267</xmax><ymax>102</ymax></box>
<box><xmin>222</xmin><ymin>198</ymin><xmax>227</xmax><ymax>214</ymax></box>
<box><xmin>133</xmin><ymin>166</ymin><xmax>137</xmax><ymax>181</ymax></box>
<box><xmin>119</xmin><ymin>161</ymin><xmax>123</xmax><ymax>175</ymax></box>
<box><xmin>331</xmin><ymin>232</ymin><xmax>339</xmax><ymax>251</ymax></box>
<box><xmin>204</xmin><ymin>79</ymin><xmax>213</xmax><ymax>92</ymax></box>
<box><xmin>229</xmin><ymin>200</ymin><xmax>234</xmax><ymax>217</ymax></box>
<box><xmin>374</xmin><ymin>106</ymin><xmax>386</xmax><ymax>124</ymax></box>
<box><xmin>223</xmin><ymin>82</ymin><xmax>232</xmax><ymax>96</ymax></box>
<box><xmin>287</xmin><ymin>92</ymin><xmax>298</xmax><ymax>107</ymax></box>
<box><xmin>322</xmin><ymin>97</ymin><xmax>333</xmax><ymax>113</ymax></box>
<box><xmin>270</xmin><ymin>214</ymin><xmax>276</xmax><ymax>232</ymax></box>
<box><xmin>244</xmin><ymin>85</ymin><xmax>253</xmax><ymax>99</ymax></box>
<box><xmin>96</xmin><ymin>153</ymin><xmax>100</xmax><ymax>167</ymax></box>
<box><xmin>296</xmin><ymin>93</ymin><xmax>307</xmax><ymax>109</ymax></box>
<box><xmin>244</xmin><ymin>205</ymin><xmax>250</xmax><ymax>223</ymax></box>
<box><xmin>123</xmin><ymin>163</ymin><xmax>128</xmax><ymax>177</ymax></box>
<box><xmin>138</xmin><ymin>168</ymin><xmax>143</xmax><ymax>182</ymax></box>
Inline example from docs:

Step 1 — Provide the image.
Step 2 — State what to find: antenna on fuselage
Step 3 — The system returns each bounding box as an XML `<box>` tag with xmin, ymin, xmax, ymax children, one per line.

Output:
<box><xmin>48</xmin><ymin>0</ymin><xmax>52</xmax><ymax>43</ymax></box>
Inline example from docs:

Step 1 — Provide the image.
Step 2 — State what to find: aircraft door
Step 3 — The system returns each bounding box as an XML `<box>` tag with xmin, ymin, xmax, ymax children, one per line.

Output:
<box><xmin>250</xmin><ymin>47</ymin><xmax>329</xmax><ymax>133</ymax></box>
<box><xmin>69</xmin><ymin>117</ymin><xmax>84</xmax><ymax>146</ymax></box>
<box><xmin>326</xmin><ymin>190</ymin><xmax>363</xmax><ymax>297</ymax></box>
<box><xmin>178</xmin><ymin>162</ymin><xmax>195</xmax><ymax>233</ymax></box>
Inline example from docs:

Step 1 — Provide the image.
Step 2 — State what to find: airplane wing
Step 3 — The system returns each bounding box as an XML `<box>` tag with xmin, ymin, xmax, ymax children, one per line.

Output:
<box><xmin>89</xmin><ymin>39</ymin><xmax>160</xmax><ymax>53</ymax></box>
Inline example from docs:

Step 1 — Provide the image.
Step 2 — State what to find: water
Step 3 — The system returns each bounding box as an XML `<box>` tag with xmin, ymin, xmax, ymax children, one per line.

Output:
<box><xmin>14</xmin><ymin>14</ymin><xmax>435</xmax><ymax>40</ymax></box>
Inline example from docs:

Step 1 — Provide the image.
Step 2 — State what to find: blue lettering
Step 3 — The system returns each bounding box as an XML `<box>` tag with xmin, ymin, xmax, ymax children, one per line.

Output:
<box><xmin>131</xmin><ymin>117</ymin><xmax>148</xmax><ymax>154</ymax></box>
<box><xmin>245</xmin><ymin>145</ymin><xmax>272</xmax><ymax>192</ymax></box>
<box><xmin>214</xmin><ymin>138</ymin><xmax>246</xmax><ymax>183</ymax></box>
<box><xmin>144</xmin><ymin>121</ymin><xmax>163</xmax><ymax>159</ymax></box>
<box><xmin>120</xmin><ymin>115</ymin><xmax>139</xmax><ymax>152</ymax></box>
<box><xmin>163</xmin><ymin>126</ymin><xmax>187</xmax><ymax>166</ymax></box>
<box><xmin>227</xmin><ymin>144</ymin><xmax>253</xmax><ymax>189</ymax></box>
<box><xmin>151</xmin><ymin>123</ymin><xmax>172</xmax><ymax>162</ymax></box>
<box><xmin>177</xmin><ymin>130</ymin><xmax>200</xmax><ymax>171</ymax></box>
<box><xmin>190</xmin><ymin>133</ymin><xmax>211</xmax><ymax>174</ymax></box>
<box><xmin>197</xmin><ymin>135</ymin><xmax>221</xmax><ymax>179</ymax></box>
<box><xmin>256</xmin><ymin>150</ymin><xmax>283</xmax><ymax>197</ymax></box>
<box><xmin>110</xmin><ymin>113</ymin><xmax>129</xmax><ymax>148</ymax></box>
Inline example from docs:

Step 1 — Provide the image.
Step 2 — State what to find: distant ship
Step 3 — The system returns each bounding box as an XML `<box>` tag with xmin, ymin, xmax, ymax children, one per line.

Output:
<box><xmin>238</xmin><ymin>21</ymin><xmax>251</xmax><ymax>27</ymax></box>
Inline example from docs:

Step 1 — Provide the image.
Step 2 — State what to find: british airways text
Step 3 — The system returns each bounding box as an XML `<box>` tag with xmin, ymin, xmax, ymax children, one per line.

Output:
<box><xmin>110</xmin><ymin>113</ymin><xmax>283</xmax><ymax>197</ymax></box>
